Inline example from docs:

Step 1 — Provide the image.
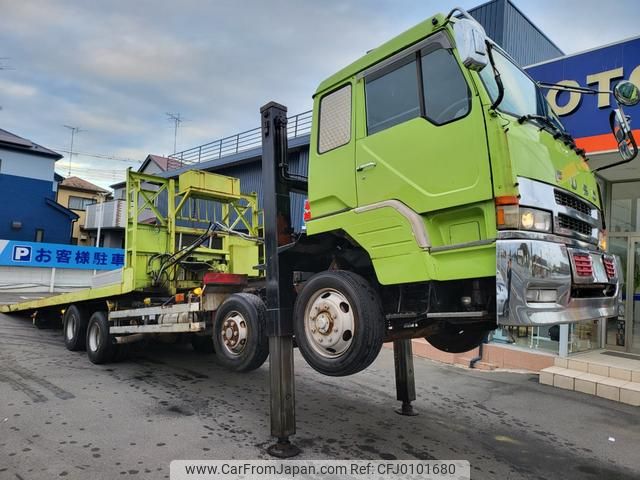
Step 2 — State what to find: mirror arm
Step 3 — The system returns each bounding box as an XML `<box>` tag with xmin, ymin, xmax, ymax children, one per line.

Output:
<box><xmin>537</xmin><ymin>82</ymin><xmax>607</xmax><ymax>96</ymax></box>
<box><xmin>486</xmin><ymin>44</ymin><xmax>504</xmax><ymax>111</ymax></box>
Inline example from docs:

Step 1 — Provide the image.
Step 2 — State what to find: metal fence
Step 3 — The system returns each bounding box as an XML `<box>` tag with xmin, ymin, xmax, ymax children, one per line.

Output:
<box><xmin>168</xmin><ymin>110</ymin><xmax>312</xmax><ymax>169</ymax></box>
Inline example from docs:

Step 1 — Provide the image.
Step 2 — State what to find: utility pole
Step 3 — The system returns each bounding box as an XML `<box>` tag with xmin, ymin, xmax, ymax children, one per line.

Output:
<box><xmin>63</xmin><ymin>125</ymin><xmax>84</xmax><ymax>176</ymax></box>
<box><xmin>166</xmin><ymin>113</ymin><xmax>183</xmax><ymax>154</ymax></box>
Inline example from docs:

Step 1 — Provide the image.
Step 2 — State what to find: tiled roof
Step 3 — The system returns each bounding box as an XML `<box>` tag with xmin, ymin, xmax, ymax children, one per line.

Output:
<box><xmin>0</xmin><ymin>128</ymin><xmax>62</xmax><ymax>159</ymax></box>
<box><xmin>146</xmin><ymin>154</ymin><xmax>184</xmax><ymax>171</ymax></box>
<box><xmin>59</xmin><ymin>176</ymin><xmax>109</xmax><ymax>193</ymax></box>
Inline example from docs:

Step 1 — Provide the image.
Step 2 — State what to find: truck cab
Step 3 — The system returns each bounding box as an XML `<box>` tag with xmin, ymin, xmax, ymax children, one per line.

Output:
<box><xmin>293</xmin><ymin>10</ymin><xmax>635</xmax><ymax>376</ymax></box>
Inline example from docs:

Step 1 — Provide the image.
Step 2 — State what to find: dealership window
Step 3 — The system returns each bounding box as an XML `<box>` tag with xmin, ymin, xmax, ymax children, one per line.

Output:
<box><xmin>68</xmin><ymin>196</ymin><xmax>96</xmax><ymax>211</ymax></box>
<box><xmin>318</xmin><ymin>85</ymin><xmax>352</xmax><ymax>153</ymax></box>
<box><xmin>365</xmin><ymin>58</ymin><xmax>420</xmax><ymax>135</ymax></box>
<box><xmin>610</xmin><ymin>181</ymin><xmax>640</xmax><ymax>233</ymax></box>
<box><xmin>421</xmin><ymin>49</ymin><xmax>470</xmax><ymax>124</ymax></box>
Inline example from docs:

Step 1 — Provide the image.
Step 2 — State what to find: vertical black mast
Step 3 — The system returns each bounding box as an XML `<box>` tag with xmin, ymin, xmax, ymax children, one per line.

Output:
<box><xmin>260</xmin><ymin>102</ymin><xmax>300</xmax><ymax>458</ymax></box>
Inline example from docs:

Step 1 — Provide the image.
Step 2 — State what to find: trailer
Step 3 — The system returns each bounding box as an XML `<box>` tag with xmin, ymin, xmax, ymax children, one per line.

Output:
<box><xmin>0</xmin><ymin>169</ymin><xmax>270</xmax><ymax>370</ymax></box>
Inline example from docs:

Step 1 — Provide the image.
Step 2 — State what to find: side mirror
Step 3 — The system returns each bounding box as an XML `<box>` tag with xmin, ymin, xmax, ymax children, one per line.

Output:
<box><xmin>453</xmin><ymin>18</ymin><xmax>488</xmax><ymax>71</ymax></box>
<box><xmin>610</xmin><ymin>108</ymin><xmax>638</xmax><ymax>161</ymax></box>
<box><xmin>614</xmin><ymin>81</ymin><xmax>640</xmax><ymax>107</ymax></box>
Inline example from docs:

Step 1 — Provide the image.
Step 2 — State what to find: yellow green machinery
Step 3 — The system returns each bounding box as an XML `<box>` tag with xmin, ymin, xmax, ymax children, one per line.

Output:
<box><xmin>0</xmin><ymin>169</ymin><xmax>268</xmax><ymax>368</ymax></box>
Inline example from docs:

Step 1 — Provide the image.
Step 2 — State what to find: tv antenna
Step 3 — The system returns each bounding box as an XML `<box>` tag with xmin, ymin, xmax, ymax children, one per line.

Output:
<box><xmin>63</xmin><ymin>125</ymin><xmax>86</xmax><ymax>176</ymax></box>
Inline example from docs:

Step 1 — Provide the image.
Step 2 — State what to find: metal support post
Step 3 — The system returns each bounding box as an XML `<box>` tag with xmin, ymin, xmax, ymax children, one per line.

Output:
<box><xmin>260</xmin><ymin>101</ymin><xmax>300</xmax><ymax>458</ymax></box>
<box><xmin>393</xmin><ymin>339</ymin><xmax>418</xmax><ymax>416</ymax></box>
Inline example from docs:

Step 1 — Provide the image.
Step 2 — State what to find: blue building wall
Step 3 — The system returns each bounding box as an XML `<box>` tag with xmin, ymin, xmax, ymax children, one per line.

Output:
<box><xmin>0</xmin><ymin>173</ymin><xmax>75</xmax><ymax>243</ymax></box>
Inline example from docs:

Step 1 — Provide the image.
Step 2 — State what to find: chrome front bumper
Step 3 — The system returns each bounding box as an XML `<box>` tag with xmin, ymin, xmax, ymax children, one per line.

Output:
<box><xmin>497</xmin><ymin>238</ymin><xmax>619</xmax><ymax>326</ymax></box>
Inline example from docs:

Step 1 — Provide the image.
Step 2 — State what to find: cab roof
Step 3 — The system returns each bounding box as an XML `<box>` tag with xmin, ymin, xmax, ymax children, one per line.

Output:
<box><xmin>314</xmin><ymin>13</ymin><xmax>448</xmax><ymax>95</ymax></box>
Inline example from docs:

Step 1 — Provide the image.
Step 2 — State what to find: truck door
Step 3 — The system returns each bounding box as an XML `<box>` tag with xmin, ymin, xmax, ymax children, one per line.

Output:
<box><xmin>355</xmin><ymin>43</ymin><xmax>492</xmax><ymax>214</ymax></box>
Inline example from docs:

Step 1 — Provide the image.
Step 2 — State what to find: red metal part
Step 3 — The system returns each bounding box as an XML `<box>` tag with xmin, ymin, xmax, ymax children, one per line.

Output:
<box><xmin>603</xmin><ymin>256</ymin><xmax>616</xmax><ymax>279</ymax></box>
<box><xmin>573</xmin><ymin>253</ymin><xmax>593</xmax><ymax>277</ymax></box>
<box><xmin>202</xmin><ymin>273</ymin><xmax>248</xmax><ymax>286</ymax></box>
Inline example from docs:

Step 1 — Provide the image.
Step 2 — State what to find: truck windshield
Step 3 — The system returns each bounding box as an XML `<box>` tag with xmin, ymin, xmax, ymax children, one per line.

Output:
<box><xmin>479</xmin><ymin>47</ymin><xmax>565</xmax><ymax>131</ymax></box>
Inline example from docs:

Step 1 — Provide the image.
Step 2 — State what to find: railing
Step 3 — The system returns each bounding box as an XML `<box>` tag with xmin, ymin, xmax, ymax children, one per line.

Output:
<box><xmin>85</xmin><ymin>200</ymin><xmax>127</xmax><ymax>229</ymax></box>
<box><xmin>168</xmin><ymin>110</ymin><xmax>312</xmax><ymax>170</ymax></box>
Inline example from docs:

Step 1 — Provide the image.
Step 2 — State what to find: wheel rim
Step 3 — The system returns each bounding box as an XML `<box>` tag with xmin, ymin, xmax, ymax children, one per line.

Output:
<box><xmin>220</xmin><ymin>311</ymin><xmax>248</xmax><ymax>356</ymax></box>
<box><xmin>304</xmin><ymin>288</ymin><xmax>355</xmax><ymax>359</ymax></box>
<box><xmin>66</xmin><ymin>314</ymin><xmax>76</xmax><ymax>341</ymax></box>
<box><xmin>88</xmin><ymin>322</ymin><xmax>101</xmax><ymax>352</ymax></box>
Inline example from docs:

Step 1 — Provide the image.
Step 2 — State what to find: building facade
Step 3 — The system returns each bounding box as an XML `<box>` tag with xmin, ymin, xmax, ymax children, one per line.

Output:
<box><xmin>0</xmin><ymin>128</ymin><xmax>78</xmax><ymax>244</ymax></box>
<box><xmin>57</xmin><ymin>176</ymin><xmax>110</xmax><ymax>246</ymax></box>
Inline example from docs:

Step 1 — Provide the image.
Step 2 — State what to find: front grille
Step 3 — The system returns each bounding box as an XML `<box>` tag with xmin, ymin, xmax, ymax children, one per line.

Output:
<box><xmin>554</xmin><ymin>190</ymin><xmax>592</xmax><ymax>216</ymax></box>
<box><xmin>557</xmin><ymin>214</ymin><xmax>593</xmax><ymax>237</ymax></box>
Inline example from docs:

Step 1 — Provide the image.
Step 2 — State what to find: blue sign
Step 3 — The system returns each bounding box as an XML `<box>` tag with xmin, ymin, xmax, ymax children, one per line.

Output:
<box><xmin>526</xmin><ymin>36</ymin><xmax>640</xmax><ymax>144</ymax></box>
<box><xmin>0</xmin><ymin>240</ymin><xmax>124</xmax><ymax>270</ymax></box>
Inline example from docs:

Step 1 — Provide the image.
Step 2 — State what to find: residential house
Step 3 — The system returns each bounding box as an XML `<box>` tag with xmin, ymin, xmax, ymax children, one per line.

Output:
<box><xmin>0</xmin><ymin>128</ymin><xmax>78</xmax><ymax>243</ymax></box>
<box><xmin>57</xmin><ymin>176</ymin><xmax>110</xmax><ymax>245</ymax></box>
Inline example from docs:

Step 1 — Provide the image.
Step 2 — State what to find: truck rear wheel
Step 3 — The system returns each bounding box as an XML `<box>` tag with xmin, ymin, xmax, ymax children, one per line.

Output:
<box><xmin>63</xmin><ymin>304</ymin><xmax>88</xmax><ymax>351</ymax></box>
<box><xmin>293</xmin><ymin>270</ymin><xmax>384</xmax><ymax>377</ymax></box>
<box><xmin>425</xmin><ymin>322</ymin><xmax>489</xmax><ymax>353</ymax></box>
<box><xmin>86</xmin><ymin>311</ymin><xmax>116</xmax><ymax>364</ymax></box>
<box><xmin>212</xmin><ymin>293</ymin><xmax>268</xmax><ymax>372</ymax></box>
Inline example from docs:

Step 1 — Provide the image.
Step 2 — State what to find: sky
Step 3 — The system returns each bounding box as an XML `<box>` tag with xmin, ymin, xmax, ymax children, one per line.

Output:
<box><xmin>0</xmin><ymin>0</ymin><xmax>639</xmax><ymax>188</ymax></box>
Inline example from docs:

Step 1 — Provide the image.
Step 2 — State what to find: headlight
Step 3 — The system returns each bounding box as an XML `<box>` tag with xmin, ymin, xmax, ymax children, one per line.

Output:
<box><xmin>496</xmin><ymin>205</ymin><xmax>552</xmax><ymax>233</ymax></box>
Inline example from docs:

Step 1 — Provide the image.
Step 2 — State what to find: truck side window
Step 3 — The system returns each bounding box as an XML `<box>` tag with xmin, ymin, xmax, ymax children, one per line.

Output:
<box><xmin>318</xmin><ymin>84</ymin><xmax>352</xmax><ymax>154</ymax></box>
<box><xmin>365</xmin><ymin>59</ymin><xmax>420</xmax><ymax>135</ymax></box>
<box><xmin>421</xmin><ymin>49</ymin><xmax>470</xmax><ymax>124</ymax></box>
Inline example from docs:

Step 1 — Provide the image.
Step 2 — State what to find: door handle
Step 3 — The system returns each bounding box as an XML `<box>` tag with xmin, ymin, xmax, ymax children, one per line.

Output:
<box><xmin>356</xmin><ymin>162</ymin><xmax>377</xmax><ymax>172</ymax></box>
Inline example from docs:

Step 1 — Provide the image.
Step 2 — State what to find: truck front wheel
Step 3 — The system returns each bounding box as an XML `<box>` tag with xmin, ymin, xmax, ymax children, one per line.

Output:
<box><xmin>86</xmin><ymin>311</ymin><xmax>116</xmax><ymax>364</ymax></box>
<box><xmin>63</xmin><ymin>304</ymin><xmax>88</xmax><ymax>351</ymax></box>
<box><xmin>212</xmin><ymin>293</ymin><xmax>269</xmax><ymax>372</ymax></box>
<box><xmin>293</xmin><ymin>270</ymin><xmax>384</xmax><ymax>377</ymax></box>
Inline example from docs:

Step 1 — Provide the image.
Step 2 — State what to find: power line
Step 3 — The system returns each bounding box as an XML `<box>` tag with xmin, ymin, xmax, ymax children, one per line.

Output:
<box><xmin>54</xmin><ymin>148</ymin><xmax>142</xmax><ymax>164</ymax></box>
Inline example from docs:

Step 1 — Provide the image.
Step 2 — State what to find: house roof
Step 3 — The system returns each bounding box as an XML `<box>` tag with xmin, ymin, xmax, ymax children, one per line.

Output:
<box><xmin>59</xmin><ymin>176</ymin><xmax>109</xmax><ymax>193</ymax></box>
<box><xmin>140</xmin><ymin>154</ymin><xmax>184</xmax><ymax>173</ymax></box>
<box><xmin>0</xmin><ymin>128</ymin><xmax>62</xmax><ymax>159</ymax></box>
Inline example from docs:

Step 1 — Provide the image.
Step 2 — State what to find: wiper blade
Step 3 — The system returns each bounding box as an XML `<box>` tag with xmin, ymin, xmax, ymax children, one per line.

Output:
<box><xmin>517</xmin><ymin>114</ymin><xmax>586</xmax><ymax>159</ymax></box>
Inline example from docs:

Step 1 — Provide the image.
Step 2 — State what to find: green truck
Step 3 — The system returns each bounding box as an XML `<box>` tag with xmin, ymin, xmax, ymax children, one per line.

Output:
<box><xmin>280</xmin><ymin>9</ymin><xmax>638</xmax><ymax>377</ymax></box>
<box><xmin>2</xmin><ymin>7</ymin><xmax>639</xmax><ymax>454</ymax></box>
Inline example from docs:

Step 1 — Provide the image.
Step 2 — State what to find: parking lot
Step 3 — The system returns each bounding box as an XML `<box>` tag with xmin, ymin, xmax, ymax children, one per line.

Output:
<box><xmin>1</xmin><ymin>312</ymin><xmax>639</xmax><ymax>480</ymax></box>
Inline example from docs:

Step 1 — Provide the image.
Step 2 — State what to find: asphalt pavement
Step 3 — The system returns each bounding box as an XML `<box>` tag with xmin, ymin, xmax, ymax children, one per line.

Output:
<box><xmin>0</xmin><ymin>312</ymin><xmax>639</xmax><ymax>480</ymax></box>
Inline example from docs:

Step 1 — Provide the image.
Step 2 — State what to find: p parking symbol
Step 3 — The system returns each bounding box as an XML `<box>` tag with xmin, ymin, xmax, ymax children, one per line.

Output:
<box><xmin>12</xmin><ymin>245</ymin><xmax>32</xmax><ymax>262</ymax></box>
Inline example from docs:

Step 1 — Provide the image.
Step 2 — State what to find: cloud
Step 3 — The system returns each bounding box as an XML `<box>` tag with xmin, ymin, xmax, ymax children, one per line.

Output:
<box><xmin>1</xmin><ymin>0</ymin><xmax>639</xmax><ymax>189</ymax></box>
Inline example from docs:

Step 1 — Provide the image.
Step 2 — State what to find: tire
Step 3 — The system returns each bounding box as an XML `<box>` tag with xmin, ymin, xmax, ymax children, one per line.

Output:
<box><xmin>86</xmin><ymin>311</ymin><xmax>116</xmax><ymax>364</ymax></box>
<box><xmin>212</xmin><ymin>293</ymin><xmax>268</xmax><ymax>372</ymax></box>
<box><xmin>191</xmin><ymin>334</ymin><xmax>215</xmax><ymax>354</ymax></box>
<box><xmin>63</xmin><ymin>304</ymin><xmax>88</xmax><ymax>351</ymax></box>
<box><xmin>293</xmin><ymin>270</ymin><xmax>384</xmax><ymax>377</ymax></box>
<box><xmin>425</xmin><ymin>322</ymin><xmax>490</xmax><ymax>353</ymax></box>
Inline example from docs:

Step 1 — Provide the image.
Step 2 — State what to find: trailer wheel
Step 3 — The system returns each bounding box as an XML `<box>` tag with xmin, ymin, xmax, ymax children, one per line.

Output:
<box><xmin>425</xmin><ymin>322</ymin><xmax>490</xmax><ymax>353</ymax></box>
<box><xmin>86</xmin><ymin>311</ymin><xmax>116</xmax><ymax>364</ymax></box>
<box><xmin>63</xmin><ymin>304</ymin><xmax>88</xmax><ymax>351</ymax></box>
<box><xmin>293</xmin><ymin>270</ymin><xmax>384</xmax><ymax>377</ymax></box>
<box><xmin>212</xmin><ymin>293</ymin><xmax>268</xmax><ymax>372</ymax></box>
